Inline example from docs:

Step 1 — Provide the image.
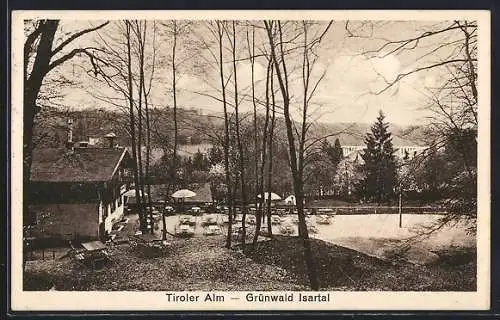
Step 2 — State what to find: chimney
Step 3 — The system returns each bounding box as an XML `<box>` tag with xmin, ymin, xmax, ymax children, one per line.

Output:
<box><xmin>104</xmin><ymin>132</ymin><xmax>117</xmax><ymax>148</ymax></box>
<box><xmin>66</xmin><ymin>118</ymin><xmax>74</xmax><ymax>150</ymax></box>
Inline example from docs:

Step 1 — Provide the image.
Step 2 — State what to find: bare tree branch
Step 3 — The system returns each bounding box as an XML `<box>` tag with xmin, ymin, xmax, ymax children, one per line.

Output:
<box><xmin>51</xmin><ymin>21</ymin><xmax>109</xmax><ymax>57</ymax></box>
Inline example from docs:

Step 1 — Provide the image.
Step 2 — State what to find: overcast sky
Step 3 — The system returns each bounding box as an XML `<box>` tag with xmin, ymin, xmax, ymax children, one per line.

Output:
<box><xmin>39</xmin><ymin>19</ymin><xmax>465</xmax><ymax>126</ymax></box>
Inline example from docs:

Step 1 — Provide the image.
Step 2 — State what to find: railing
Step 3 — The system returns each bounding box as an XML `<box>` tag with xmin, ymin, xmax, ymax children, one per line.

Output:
<box><xmin>219</xmin><ymin>205</ymin><xmax>446</xmax><ymax>216</ymax></box>
<box><xmin>126</xmin><ymin>202</ymin><xmax>447</xmax><ymax>216</ymax></box>
<box><xmin>314</xmin><ymin>206</ymin><xmax>447</xmax><ymax>215</ymax></box>
<box><xmin>23</xmin><ymin>245</ymin><xmax>58</xmax><ymax>261</ymax></box>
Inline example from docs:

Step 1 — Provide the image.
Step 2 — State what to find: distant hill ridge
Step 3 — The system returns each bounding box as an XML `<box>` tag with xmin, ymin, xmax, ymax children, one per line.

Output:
<box><xmin>311</xmin><ymin>122</ymin><xmax>429</xmax><ymax>147</ymax></box>
<box><xmin>33</xmin><ymin>106</ymin><xmax>430</xmax><ymax>150</ymax></box>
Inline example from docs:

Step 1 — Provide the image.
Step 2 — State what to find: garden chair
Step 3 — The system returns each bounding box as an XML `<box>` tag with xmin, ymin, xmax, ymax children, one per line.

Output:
<box><xmin>69</xmin><ymin>243</ymin><xmax>89</xmax><ymax>268</ymax></box>
<box><xmin>73</xmin><ymin>252</ymin><xmax>87</xmax><ymax>267</ymax></box>
<box><xmin>69</xmin><ymin>240</ymin><xmax>86</xmax><ymax>255</ymax></box>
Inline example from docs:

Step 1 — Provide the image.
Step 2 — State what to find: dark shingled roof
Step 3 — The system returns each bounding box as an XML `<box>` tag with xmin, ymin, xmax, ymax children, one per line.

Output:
<box><xmin>30</xmin><ymin>147</ymin><xmax>130</xmax><ymax>182</ymax></box>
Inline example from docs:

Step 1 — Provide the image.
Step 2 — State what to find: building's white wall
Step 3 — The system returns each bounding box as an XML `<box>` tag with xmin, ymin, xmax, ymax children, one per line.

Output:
<box><xmin>104</xmin><ymin>184</ymin><xmax>126</xmax><ymax>233</ymax></box>
<box><xmin>342</xmin><ymin>146</ymin><xmax>365</xmax><ymax>157</ymax></box>
<box><xmin>396</xmin><ymin>146</ymin><xmax>427</xmax><ymax>159</ymax></box>
<box><xmin>105</xmin><ymin>201</ymin><xmax>124</xmax><ymax>233</ymax></box>
<box><xmin>98</xmin><ymin>202</ymin><xmax>103</xmax><ymax>223</ymax></box>
<box><xmin>342</xmin><ymin>145</ymin><xmax>427</xmax><ymax>159</ymax></box>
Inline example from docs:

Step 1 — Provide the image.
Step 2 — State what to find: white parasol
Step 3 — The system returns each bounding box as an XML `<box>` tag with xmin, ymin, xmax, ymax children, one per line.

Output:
<box><xmin>257</xmin><ymin>192</ymin><xmax>282</xmax><ymax>201</ymax></box>
<box><xmin>171</xmin><ymin>189</ymin><xmax>196</xmax><ymax>199</ymax></box>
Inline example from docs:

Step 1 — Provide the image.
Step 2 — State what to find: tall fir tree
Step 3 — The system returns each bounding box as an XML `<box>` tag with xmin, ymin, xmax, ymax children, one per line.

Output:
<box><xmin>360</xmin><ymin>110</ymin><xmax>398</xmax><ymax>203</ymax></box>
<box><xmin>332</xmin><ymin>138</ymin><xmax>343</xmax><ymax>165</ymax></box>
<box><xmin>322</xmin><ymin>138</ymin><xmax>343</xmax><ymax>168</ymax></box>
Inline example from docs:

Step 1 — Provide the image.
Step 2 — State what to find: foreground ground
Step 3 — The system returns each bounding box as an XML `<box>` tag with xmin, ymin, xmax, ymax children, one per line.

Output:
<box><xmin>24</xmin><ymin>235</ymin><xmax>476</xmax><ymax>291</ymax></box>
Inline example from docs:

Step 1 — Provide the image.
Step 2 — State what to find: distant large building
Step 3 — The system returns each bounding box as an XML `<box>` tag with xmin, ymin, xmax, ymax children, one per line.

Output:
<box><xmin>341</xmin><ymin>146</ymin><xmax>365</xmax><ymax>157</ymax></box>
<box><xmin>332</xmin><ymin>143</ymin><xmax>428</xmax><ymax>197</ymax></box>
<box><xmin>394</xmin><ymin>145</ymin><xmax>428</xmax><ymax>159</ymax></box>
<box><xmin>341</xmin><ymin>145</ymin><xmax>427</xmax><ymax>160</ymax></box>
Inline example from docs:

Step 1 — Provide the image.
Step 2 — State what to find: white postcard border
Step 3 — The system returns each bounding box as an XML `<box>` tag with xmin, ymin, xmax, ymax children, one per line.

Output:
<box><xmin>10</xmin><ymin>9</ymin><xmax>491</xmax><ymax>311</ymax></box>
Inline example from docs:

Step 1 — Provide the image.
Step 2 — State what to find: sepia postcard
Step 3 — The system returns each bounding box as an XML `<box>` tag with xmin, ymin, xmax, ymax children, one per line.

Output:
<box><xmin>10</xmin><ymin>10</ymin><xmax>490</xmax><ymax>311</ymax></box>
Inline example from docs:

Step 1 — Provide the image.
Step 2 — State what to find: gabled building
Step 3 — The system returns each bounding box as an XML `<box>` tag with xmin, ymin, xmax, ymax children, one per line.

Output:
<box><xmin>28</xmin><ymin>124</ymin><xmax>134</xmax><ymax>241</ymax></box>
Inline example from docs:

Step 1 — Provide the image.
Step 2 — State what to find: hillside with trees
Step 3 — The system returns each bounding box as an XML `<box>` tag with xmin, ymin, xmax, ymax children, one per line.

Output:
<box><xmin>33</xmin><ymin>105</ymin><xmax>428</xmax><ymax>150</ymax></box>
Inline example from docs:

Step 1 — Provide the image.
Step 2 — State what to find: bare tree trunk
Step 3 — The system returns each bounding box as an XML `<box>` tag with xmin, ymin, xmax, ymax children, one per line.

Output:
<box><xmin>137</xmin><ymin>104</ymin><xmax>146</xmax><ymax>228</ymax></box>
<box><xmin>145</xmin><ymin>69</ymin><xmax>153</xmax><ymax>234</ymax></box>
<box><xmin>23</xmin><ymin>21</ymin><xmax>59</xmax><ymax>223</ymax></box>
<box><xmin>171</xmin><ymin>21</ymin><xmax>179</xmax><ymax>196</ymax></box>
<box><xmin>252</xmin><ymin>58</ymin><xmax>272</xmax><ymax>246</ymax></box>
<box><xmin>266</xmin><ymin>67</ymin><xmax>276</xmax><ymax>237</ymax></box>
<box><xmin>246</xmin><ymin>26</ymin><xmax>260</xmax><ymax>214</ymax></box>
<box><xmin>125</xmin><ymin>21</ymin><xmax>144</xmax><ymax>231</ymax></box>
<box><xmin>215</xmin><ymin>21</ymin><xmax>234</xmax><ymax>249</ymax></box>
<box><xmin>140</xmin><ymin>21</ymin><xmax>156</xmax><ymax>234</ymax></box>
<box><xmin>23</xmin><ymin>90</ymin><xmax>38</xmax><ymax>224</ymax></box>
<box><xmin>229</xmin><ymin>21</ymin><xmax>248</xmax><ymax>244</ymax></box>
<box><xmin>133</xmin><ymin>21</ymin><xmax>148</xmax><ymax>232</ymax></box>
<box><xmin>297</xmin><ymin>21</ymin><xmax>310</xmax><ymax>238</ymax></box>
<box><xmin>264</xmin><ymin>20</ymin><xmax>319</xmax><ymax>290</ymax></box>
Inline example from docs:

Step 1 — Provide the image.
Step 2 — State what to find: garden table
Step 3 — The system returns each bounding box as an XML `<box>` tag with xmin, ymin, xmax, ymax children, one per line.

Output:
<box><xmin>81</xmin><ymin>241</ymin><xmax>107</xmax><ymax>251</ymax></box>
<box><xmin>81</xmin><ymin>241</ymin><xmax>110</xmax><ymax>268</ymax></box>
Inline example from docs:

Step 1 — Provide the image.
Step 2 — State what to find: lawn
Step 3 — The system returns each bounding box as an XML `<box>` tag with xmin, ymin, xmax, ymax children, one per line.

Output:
<box><xmin>241</xmin><ymin>236</ymin><xmax>476</xmax><ymax>291</ymax></box>
<box><xmin>23</xmin><ymin>235</ymin><xmax>476</xmax><ymax>291</ymax></box>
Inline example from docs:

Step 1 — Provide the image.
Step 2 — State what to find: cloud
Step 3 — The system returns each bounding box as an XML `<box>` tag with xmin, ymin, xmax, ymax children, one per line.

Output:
<box><xmin>305</xmin><ymin>51</ymin><xmax>433</xmax><ymax>125</ymax></box>
<box><xmin>370</xmin><ymin>54</ymin><xmax>401</xmax><ymax>81</ymax></box>
<box><xmin>236</xmin><ymin>60</ymin><xmax>268</xmax><ymax>92</ymax></box>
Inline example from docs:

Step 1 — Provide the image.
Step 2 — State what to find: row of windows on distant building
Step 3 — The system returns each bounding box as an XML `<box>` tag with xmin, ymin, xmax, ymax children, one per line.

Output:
<box><xmin>341</xmin><ymin>145</ymin><xmax>427</xmax><ymax>159</ymax></box>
